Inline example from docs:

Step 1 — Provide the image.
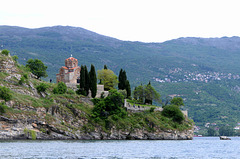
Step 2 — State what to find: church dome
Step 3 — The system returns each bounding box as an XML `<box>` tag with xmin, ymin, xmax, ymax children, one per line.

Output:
<box><xmin>65</xmin><ymin>56</ymin><xmax>78</xmax><ymax>68</ymax></box>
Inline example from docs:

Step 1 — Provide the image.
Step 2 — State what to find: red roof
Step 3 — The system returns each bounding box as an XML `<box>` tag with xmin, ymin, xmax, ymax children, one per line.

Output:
<box><xmin>62</xmin><ymin>66</ymin><xmax>68</xmax><ymax>69</ymax></box>
<box><xmin>66</xmin><ymin>57</ymin><xmax>78</xmax><ymax>62</ymax></box>
<box><xmin>69</xmin><ymin>66</ymin><xmax>78</xmax><ymax>70</ymax></box>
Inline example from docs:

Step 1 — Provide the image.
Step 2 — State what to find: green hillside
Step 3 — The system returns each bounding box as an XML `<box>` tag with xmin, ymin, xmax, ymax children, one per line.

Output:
<box><xmin>1</xmin><ymin>25</ymin><xmax>240</xmax><ymax>128</ymax></box>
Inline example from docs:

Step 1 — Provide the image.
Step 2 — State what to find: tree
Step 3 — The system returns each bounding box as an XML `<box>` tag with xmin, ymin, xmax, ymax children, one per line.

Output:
<box><xmin>78</xmin><ymin>65</ymin><xmax>85</xmax><ymax>95</ymax></box>
<box><xmin>162</xmin><ymin>105</ymin><xmax>184</xmax><ymax>123</ymax></box>
<box><xmin>133</xmin><ymin>84</ymin><xmax>144</xmax><ymax>103</ymax></box>
<box><xmin>97</xmin><ymin>69</ymin><xmax>118</xmax><ymax>91</ymax></box>
<box><xmin>26</xmin><ymin>59</ymin><xmax>48</xmax><ymax>79</ymax></box>
<box><xmin>133</xmin><ymin>83</ymin><xmax>160</xmax><ymax>104</ymax></box>
<box><xmin>118</xmin><ymin>69</ymin><xmax>127</xmax><ymax>90</ymax></box>
<box><xmin>118</xmin><ymin>69</ymin><xmax>131</xmax><ymax>98</ymax></box>
<box><xmin>104</xmin><ymin>65</ymin><xmax>108</xmax><ymax>69</ymax></box>
<box><xmin>125</xmin><ymin>80</ymin><xmax>131</xmax><ymax>98</ymax></box>
<box><xmin>84</xmin><ymin>65</ymin><xmax>90</xmax><ymax>96</ymax></box>
<box><xmin>170</xmin><ymin>97</ymin><xmax>184</xmax><ymax>107</ymax></box>
<box><xmin>92</xmin><ymin>89</ymin><xmax>125</xmax><ymax>119</ymax></box>
<box><xmin>89</xmin><ymin>64</ymin><xmax>97</xmax><ymax>98</ymax></box>
<box><xmin>219</xmin><ymin>126</ymin><xmax>234</xmax><ymax>136</ymax></box>
<box><xmin>133</xmin><ymin>87</ymin><xmax>138</xmax><ymax>100</ymax></box>
<box><xmin>207</xmin><ymin>127</ymin><xmax>216</xmax><ymax>136</ymax></box>
<box><xmin>1</xmin><ymin>49</ymin><xmax>9</xmax><ymax>56</ymax></box>
<box><xmin>144</xmin><ymin>81</ymin><xmax>153</xmax><ymax>104</ymax></box>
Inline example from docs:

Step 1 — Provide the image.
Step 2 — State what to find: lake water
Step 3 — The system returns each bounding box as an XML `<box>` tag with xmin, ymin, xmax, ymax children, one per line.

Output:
<box><xmin>0</xmin><ymin>137</ymin><xmax>239</xmax><ymax>159</ymax></box>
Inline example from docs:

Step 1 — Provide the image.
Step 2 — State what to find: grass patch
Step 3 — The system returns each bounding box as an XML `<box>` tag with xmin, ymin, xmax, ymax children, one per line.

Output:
<box><xmin>24</xmin><ymin>128</ymin><xmax>37</xmax><ymax>140</ymax></box>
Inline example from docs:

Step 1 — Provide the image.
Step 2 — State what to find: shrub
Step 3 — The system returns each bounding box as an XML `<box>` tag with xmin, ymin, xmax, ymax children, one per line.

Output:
<box><xmin>18</xmin><ymin>76</ymin><xmax>25</xmax><ymax>85</ymax></box>
<box><xmin>149</xmin><ymin>107</ymin><xmax>155</xmax><ymax>113</ymax></box>
<box><xmin>0</xmin><ymin>86</ymin><xmax>12</xmax><ymax>101</ymax></box>
<box><xmin>67</xmin><ymin>89</ymin><xmax>75</xmax><ymax>95</ymax></box>
<box><xmin>1</xmin><ymin>49</ymin><xmax>9</xmax><ymax>56</ymax></box>
<box><xmin>162</xmin><ymin>105</ymin><xmax>184</xmax><ymax>123</ymax></box>
<box><xmin>53</xmin><ymin>82</ymin><xmax>67</xmax><ymax>94</ymax></box>
<box><xmin>0</xmin><ymin>102</ymin><xmax>8</xmax><ymax>114</ymax></box>
<box><xmin>36</xmin><ymin>83</ymin><xmax>49</xmax><ymax>93</ymax></box>
<box><xmin>23</xmin><ymin>73</ymin><xmax>28</xmax><ymax>79</ymax></box>
<box><xmin>12</xmin><ymin>55</ymin><xmax>18</xmax><ymax>62</ymax></box>
<box><xmin>92</xmin><ymin>89</ymin><xmax>125</xmax><ymax>119</ymax></box>
<box><xmin>24</xmin><ymin>128</ymin><xmax>36</xmax><ymax>140</ymax></box>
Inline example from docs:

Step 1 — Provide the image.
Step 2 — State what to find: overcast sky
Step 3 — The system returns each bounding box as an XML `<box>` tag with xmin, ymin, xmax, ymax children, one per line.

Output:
<box><xmin>1</xmin><ymin>0</ymin><xmax>240</xmax><ymax>42</ymax></box>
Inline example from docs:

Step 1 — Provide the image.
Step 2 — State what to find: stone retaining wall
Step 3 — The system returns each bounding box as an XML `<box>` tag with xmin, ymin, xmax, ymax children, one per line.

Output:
<box><xmin>124</xmin><ymin>99</ymin><xmax>188</xmax><ymax>117</ymax></box>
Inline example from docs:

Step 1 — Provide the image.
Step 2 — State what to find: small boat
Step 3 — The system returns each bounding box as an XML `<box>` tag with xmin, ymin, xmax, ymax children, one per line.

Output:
<box><xmin>220</xmin><ymin>136</ymin><xmax>231</xmax><ymax>140</ymax></box>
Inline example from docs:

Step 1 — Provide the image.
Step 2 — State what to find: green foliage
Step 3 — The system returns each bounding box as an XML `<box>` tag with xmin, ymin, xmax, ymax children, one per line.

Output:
<box><xmin>207</xmin><ymin>127</ymin><xmax>217</xmax><ymax>136</ymax></box>
<box><xmin>97</xmin><ymin>69</ymin><xmax>118</xmax><ymax>91</ymax></box>
<box><xmin>24</xmin><ymin>128</ymin><xmax>37</xmax><ymax>140</ymax></box>
<box><xmin>18</xmin><ymin>76</ymin><xmax>25</xmax><ymax>85</ymax></box>
<box><xmin>78</xmin><ymin>65</ymin><xmax>86</xmax><ymax>95</ymax></box>
<box><xmin>53</xmin><ymin>82</ymin><xmax>67</xmax><ymax>94</ymax></box>
<box><xmin>1</xmin><ymin>49</ymin><xmax>9</xmax><ymax>56</ymax></box>
<box><xmin>170</xmin><ymin>97</ymin><xmax>184</xmax><ymax>107</ymax></box>
<box><xmin>104</xmin><ymin>65</ymin><xmax>108</xmax><ymax>69</ymax></box>
<box><xmin>118</xmin><ymin>69</ymin><xmax>125</xmax><ymax>90</ymax></box>
<box><xmin>12</xmin><ymin>55</ymin><xmax>18</xmax><ymax>62</ymax></box>
<box><xmin>84</xmin><ymin>65</ymin><xmax>90</xmax><ymax>96</ymax></box>
<box><xmin>133</xmin><ymin>83</ymin><xmax>160</xmax><ymax>105</ymax></box>
<box><xmin>118</xmin><ymin>89</ymin><xmax>127</xmax><ymax>99</ymax></box>
<box><xmin>67</xmin><ymin>89</ymin><xmax>75</xmax><ymax>95</ymax></box>
<box><xmin>23</xmin><ymin>73</ymin><xmax>28</xmax><ymax>79</ymax></box>
<box><xmin>0</xmin><ymin>86</ymin><xmax>12</xmax><ymax>101</ymax></box>
<box><xmin>162</xmin><ymin>105</ymin><xmax>184</xmax><ymax>123</ymax></box>
<box><xmin>36</xmin><ymin>83</ymin><xmax>49</xmax><ymax>93</ymax></box>
<box><xmin>0</xmin><ymin>102</ymin><xmax>8</xmax><ymax>114</ymax></box>
<box><xmin>89</xmin><ymin>64</ymin><xmax>97</xmax><ymax>98</ymax></box>
<box><xmin>149</xmin><ymin>107</ymin><xmax>155</xmax><ymax>113</ymax></box>
<box><xmin>26</xmin><ymin>59</ymin><xmax>48</xmax><ymax>79</ymax></box>
<box><xmin>125</xmin><ymin>80</ymin><xmax>131</xmax><ymax>99</ymax></box>
<box><xmin>92</xmin><ymin>89</ymin><xmax>125</xmax><ymax>119</ymax></box>
<box><xmin>118</xmin><ymin>69</ymin><xmax>131</xmax><ymax>98</ymax></box>
<box><xmin>219</xmin><ymin>126</ymin><xmax>234</xmax><ymax>136</ymax></box>
<box><xmin>18</xmin><ymin>73</ymin><xmax>29</xmax><ymax>85</ymax></box>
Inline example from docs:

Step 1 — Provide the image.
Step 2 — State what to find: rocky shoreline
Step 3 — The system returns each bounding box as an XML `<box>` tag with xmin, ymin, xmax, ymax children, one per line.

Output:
<box><xmin>0</xmin><ymin>116</ymin><xmax>193</xmax><ymax>140</ymax></box>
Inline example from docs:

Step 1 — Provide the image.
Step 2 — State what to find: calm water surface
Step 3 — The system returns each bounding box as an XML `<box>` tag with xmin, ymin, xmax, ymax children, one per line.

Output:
<box><xmin>0</xmin><ymin>137</ymin><xmax>239</xmax><ymax>159</ymax></box>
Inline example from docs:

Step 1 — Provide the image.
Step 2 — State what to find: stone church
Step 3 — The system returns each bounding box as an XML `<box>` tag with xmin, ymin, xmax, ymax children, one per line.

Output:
<box><xmin>56</xmin><ymin>56</ymin><xmax>108</xmax><ymax>98</ymax></box>
<box><xmin>56</xmin><ymin>56</ymin><xmax>81</xmax><ymax>84</ymax></box>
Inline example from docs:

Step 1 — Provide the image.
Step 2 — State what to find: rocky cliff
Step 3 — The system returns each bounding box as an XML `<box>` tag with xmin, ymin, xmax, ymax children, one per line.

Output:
<box><xmin>0</xmin><ymin>53</ymin><xmax>193</xmax><ymax>140</ymax></box>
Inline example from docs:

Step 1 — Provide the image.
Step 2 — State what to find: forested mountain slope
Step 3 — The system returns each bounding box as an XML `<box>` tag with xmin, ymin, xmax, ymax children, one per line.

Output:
<box><xmin>1</xmin><ymin>25</ymin><xmax>240</xmax><ymax>127</ymax></box>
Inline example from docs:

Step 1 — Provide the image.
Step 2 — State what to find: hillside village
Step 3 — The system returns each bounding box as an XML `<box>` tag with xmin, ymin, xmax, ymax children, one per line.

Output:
<box><xmin>154</xmin><ymin>67</ymin><xmax>240</xmax><ymax>83</ymax></box>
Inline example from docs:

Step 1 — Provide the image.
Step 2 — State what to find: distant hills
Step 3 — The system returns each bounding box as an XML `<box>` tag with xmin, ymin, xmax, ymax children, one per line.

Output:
<box><xmin>1</xmin><ymin>25</ymin><xmax>240</xmax><ymax>127</ymax></box>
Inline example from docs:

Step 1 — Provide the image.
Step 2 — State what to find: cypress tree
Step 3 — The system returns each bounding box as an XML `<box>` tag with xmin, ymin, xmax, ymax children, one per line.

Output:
<box><xmin>133</xmin><ymin>87</ymin><xmax>137</xmax><ymax>100</ymax></box>
<box><xmin>118</xmin><ymin>69</ymin><xmax>123</xmax><ymax>90</ymax></box>
<box><xmin>89</xmin><ymin>64</ymin><xmax>97</xmax><ymax>98</ymax></box>
<box><xmin>145</xmin><ymin>81</ymin><xmax>153</xmax><ymax>105</ymax></box>
<box><xmin>125</xmin><ymin>80</ymin><xmax>131</xmax><ymax>98</ymax></box>
<box><xmin>79</xmin><ymin>65</ymin><xmax>85</xmax><ymax>95</ymax></box>
<box><xmin>118</xmin><ymin>69</ymin><xmax>128</xmax><ymax>90</ymax></box>
<box><xmin>104</xmin><ymin>65</ymin><xmax>108</xmax><ymax>69</ymax></box>
<box><xmin>122</xmin><ymin>70</ymin><xmax>127</xmax><ymax>89</ymax></box>
<box><xmin>84</xmin><ymin>65</ymin><xmax>90</xmax><ymax>96</ymax></box>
